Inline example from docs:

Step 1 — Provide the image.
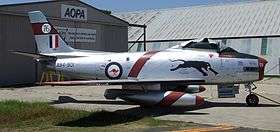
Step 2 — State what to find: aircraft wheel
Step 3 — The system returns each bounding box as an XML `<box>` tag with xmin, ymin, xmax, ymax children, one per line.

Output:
<box><xmin>246</xmin><ymin>94</ymin><xmax>259</xmax><ymax>106</ymax></box>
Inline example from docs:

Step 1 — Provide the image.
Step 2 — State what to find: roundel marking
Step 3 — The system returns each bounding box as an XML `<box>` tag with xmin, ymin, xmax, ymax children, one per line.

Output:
<box><xmin>105</xmin><ymin>62</ymin><xmax>123</xmax><ymax>79</ymax></box>
<box><xmin>42</xmin><ymin>23</ymin><xmax>52</xmax><ymax>34</ymax></box>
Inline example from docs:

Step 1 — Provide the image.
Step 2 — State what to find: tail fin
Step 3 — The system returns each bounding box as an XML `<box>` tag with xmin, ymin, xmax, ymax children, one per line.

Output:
<box><xmin>28</xmin><ymin>11</ymin><xmax>74</xmax><ymax>54</ymax></box>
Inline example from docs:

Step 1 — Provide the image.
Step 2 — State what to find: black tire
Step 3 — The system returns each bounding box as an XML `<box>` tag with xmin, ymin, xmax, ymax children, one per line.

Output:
<box><xmin>246</xmin><ymin>94</ymin><xmax>259</xmax><ymax>106</ymax></box>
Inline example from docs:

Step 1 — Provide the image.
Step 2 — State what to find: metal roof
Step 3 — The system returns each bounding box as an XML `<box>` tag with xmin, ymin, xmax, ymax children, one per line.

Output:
<box><xmin>114</xmin><ymin>1</ymin><xmax>280</xmax><ymax>42</ymax></box>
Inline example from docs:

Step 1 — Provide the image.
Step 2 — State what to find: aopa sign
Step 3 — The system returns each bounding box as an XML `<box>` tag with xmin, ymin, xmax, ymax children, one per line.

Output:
<box><xmin>61</xmin><ymin>4</ymin><xmax>87</xmax><ymax>21</ymax></box>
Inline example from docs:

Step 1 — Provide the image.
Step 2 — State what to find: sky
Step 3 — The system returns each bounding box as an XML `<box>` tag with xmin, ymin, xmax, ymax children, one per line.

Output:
<box><xmin>0</xmin><ymin>0</ymin><xmax>249</xmax><ymax>12</ymax></box>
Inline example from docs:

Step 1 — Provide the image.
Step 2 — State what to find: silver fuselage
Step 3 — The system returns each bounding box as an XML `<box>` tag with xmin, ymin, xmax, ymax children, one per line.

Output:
<box><xmin>51</xmin><ymin>48</ymin><xmax>260</xmax><ymax>84</ymax></box>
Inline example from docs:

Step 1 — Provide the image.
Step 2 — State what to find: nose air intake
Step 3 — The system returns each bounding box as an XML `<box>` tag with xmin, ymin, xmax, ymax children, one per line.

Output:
<box><xmin>258</xmin><ymin>57</ymin><xmax>268</xmax><ymax>80</ymax></box>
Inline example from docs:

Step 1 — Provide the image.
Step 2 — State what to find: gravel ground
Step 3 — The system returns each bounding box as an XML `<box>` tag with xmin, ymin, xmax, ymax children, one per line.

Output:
<box><xmin>0</xmin><ymin>77</ymin><xmax>279</xmax><ymax>131</ymax></box>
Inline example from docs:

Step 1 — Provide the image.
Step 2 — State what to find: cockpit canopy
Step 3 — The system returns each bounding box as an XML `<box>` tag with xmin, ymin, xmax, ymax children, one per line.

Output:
<box><xmin>171</xmin><ymin>38</ymin><xmax>238</xmax><ymax>54</ymax></box>
<box><xmin>181</xmin><ymin>38</ymin><xmax>219</xmax><ymax>50</ymax></box>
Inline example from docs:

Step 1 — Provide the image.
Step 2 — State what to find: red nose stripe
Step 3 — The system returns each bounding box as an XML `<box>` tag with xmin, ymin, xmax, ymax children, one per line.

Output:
<box><xmin>128</xmin><ymin>51</ymin><xmax>159</xmax><ymax>77</ymax></box>
<box><xmin>32</xmin><ymin>23</ymin><xmax>58</xmax><ymax>35</ymax></box>
<box><xmin>258</xmin><ymin>57</ymin><xmax>268</xmax><ymax>80</ymax></box>
<box><xmin>158</xmin><ymin>91</ymin><xmax>185</xmax><ymax>107</ymax></box>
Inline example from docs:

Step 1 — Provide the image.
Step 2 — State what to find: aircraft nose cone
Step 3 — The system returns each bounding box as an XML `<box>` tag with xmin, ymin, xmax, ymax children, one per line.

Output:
<box><xmin>259</xmin><ymin>57</ymin><xmax>268</xmax><ymax>65</ymax></box>
<box><xmin>196</xmin><ymin>96</ymin><xmax>204</xmax><ymax>105</ymax></box>
<box><xmin>258</xmin><ymin>57</ymin><xmax>268</xmax><ymax>80</ymax></box>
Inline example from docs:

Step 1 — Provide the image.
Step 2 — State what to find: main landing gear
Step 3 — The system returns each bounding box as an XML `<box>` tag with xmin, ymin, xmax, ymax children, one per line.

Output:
<box><xmin>245</xmin><ymin>83</ymin><xmax>259</xmax><ymax>106</ymax></box>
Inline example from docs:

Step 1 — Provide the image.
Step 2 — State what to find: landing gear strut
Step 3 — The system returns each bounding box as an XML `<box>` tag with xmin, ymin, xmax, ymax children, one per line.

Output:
<box><xmin>245</xmin><ymin>83</ymin><xmax>259</xmax><ymax>106</ymax></box>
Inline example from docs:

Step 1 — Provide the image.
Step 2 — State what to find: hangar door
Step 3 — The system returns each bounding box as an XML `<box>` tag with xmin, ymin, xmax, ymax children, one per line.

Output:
<box><xmin>0</xmin><ymin>13</ymin><xmax>37</xmax><ymax>86</ymax></box>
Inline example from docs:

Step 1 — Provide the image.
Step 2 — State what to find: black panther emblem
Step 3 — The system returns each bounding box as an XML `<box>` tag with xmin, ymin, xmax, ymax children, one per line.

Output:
<box><xmin>170</xmin><ymin>59</ymin><xmax>219</xmax><ymax>76</ymax></box>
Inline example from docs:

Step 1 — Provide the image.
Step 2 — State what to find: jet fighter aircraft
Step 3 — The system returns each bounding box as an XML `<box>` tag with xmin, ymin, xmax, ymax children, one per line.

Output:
<box><xmin>13</xmin><ymin>11</ymin><xmax>267</xmax><ymax>107</ymax></box>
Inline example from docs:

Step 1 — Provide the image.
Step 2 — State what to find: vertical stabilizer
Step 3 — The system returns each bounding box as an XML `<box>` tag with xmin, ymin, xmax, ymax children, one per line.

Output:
<box><xmin>28</xmin><ymin>11</ymin><xmax>74</xmax><ymax>54</ymax></box>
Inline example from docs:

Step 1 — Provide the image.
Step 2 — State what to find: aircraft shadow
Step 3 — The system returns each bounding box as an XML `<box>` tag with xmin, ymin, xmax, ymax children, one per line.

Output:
<box><xmin>55</xmin><ymin>96</ymin><xmax>280</xmax><ymax>127</ymax></box>
<box><xmin>57</xmin><ymin>105</ymin><xmax>210</xmax><ymax>127</ymax></box>
<box><xmin>50</xmin><ymin>96</ymin><xmax>135</xmax><ymax>105</ymax></box>
<box><xmin>51</xmin><ymin>99</ymin><xmax>134</xmax><ymax>105</ymax></box>
<box><xmin>203</xmin><ymin>101</ymin><xmax>279</xmax><ymax>108</ymax></box>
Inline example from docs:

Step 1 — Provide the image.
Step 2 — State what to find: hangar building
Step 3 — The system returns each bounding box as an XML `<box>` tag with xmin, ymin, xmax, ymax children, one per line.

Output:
<box><xmin>115</xmin><ymin>1</ymin><xmax>280</xmax><ymax>75</ymax></box>
<box><xmin>0</xmin><ymin>0</ymin><xmax>128</xmax><ymax>86</ymax></box>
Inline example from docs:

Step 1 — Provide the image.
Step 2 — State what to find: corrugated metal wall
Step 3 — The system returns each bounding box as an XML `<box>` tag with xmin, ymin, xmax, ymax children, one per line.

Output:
<box><xmin>0</xmin><ymin>14</ymin><xmax>37</xmax><ymax>85</ymax></box>
<box><xmin>0</xmin><ymin>0</ymin><xmax>128</xmax><ymax>86</ymax></box>
<box><xmin>115</xmin><ymin>0</ymin><xmax>280</xmax><ymax>42</ymax></box>
<box><xmin>49</xmin><ymin>19</ymin><xmax>128</xmax><ymax>52</ymax></box>
<box><xmin>103</xmin><ymin>25</ymin><xmax>128</xmax><ymax>52</ymax></box>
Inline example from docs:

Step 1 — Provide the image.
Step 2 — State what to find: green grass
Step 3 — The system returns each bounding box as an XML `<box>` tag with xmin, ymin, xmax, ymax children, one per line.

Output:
<box><xmin>0</xmin><ymin>100</ymin><xmax>89</xmax><ymax>128</ymax></box>
<box><xmin>0</xmin><ymin>100</ymin><xmax>204</xmax><ymax>131</ymax></box>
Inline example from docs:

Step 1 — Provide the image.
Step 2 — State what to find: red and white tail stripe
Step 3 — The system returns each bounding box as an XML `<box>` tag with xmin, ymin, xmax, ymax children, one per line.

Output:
<box><xmin>28</xmin><ymin>11</ymin><xmax>74</xmax><ymax>53</ymax></box>
<box><xmin>49</xmin><ymin>35</ymin><xmax>59</xmax><ymax>49</ymax></box>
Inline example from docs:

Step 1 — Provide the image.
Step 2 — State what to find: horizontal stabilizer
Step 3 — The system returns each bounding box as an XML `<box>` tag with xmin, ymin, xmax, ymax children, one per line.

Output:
<box><xmin>10</xmin><ymin>51</ymin><xmax>56</xmax><ymax>61</ymax></box>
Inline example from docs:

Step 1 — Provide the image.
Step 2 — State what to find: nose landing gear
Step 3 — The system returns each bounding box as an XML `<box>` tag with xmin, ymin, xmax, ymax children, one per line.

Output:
<box><xmin>245</xmin><ymin>83</ymin><xmax>259</xmax><ymax>106</ymax></box>
<box><xmin>246</xmin><ymin>94</ymin><xmax>259</xmax><ymax>106</ymax></box>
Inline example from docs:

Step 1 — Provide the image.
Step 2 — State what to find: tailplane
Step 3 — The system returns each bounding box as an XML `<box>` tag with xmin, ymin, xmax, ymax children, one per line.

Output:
<box><xmin>28</xmin><ymin>11</ymin><xmax>74</xmax><ymax>54</ymax></box>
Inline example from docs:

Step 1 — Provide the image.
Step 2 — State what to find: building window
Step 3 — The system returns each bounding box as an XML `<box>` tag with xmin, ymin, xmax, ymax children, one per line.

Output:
<box><xmin>261</xmin><ymin>38</ymin><xmax>268</xmax><ymax>55</ymax></box>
